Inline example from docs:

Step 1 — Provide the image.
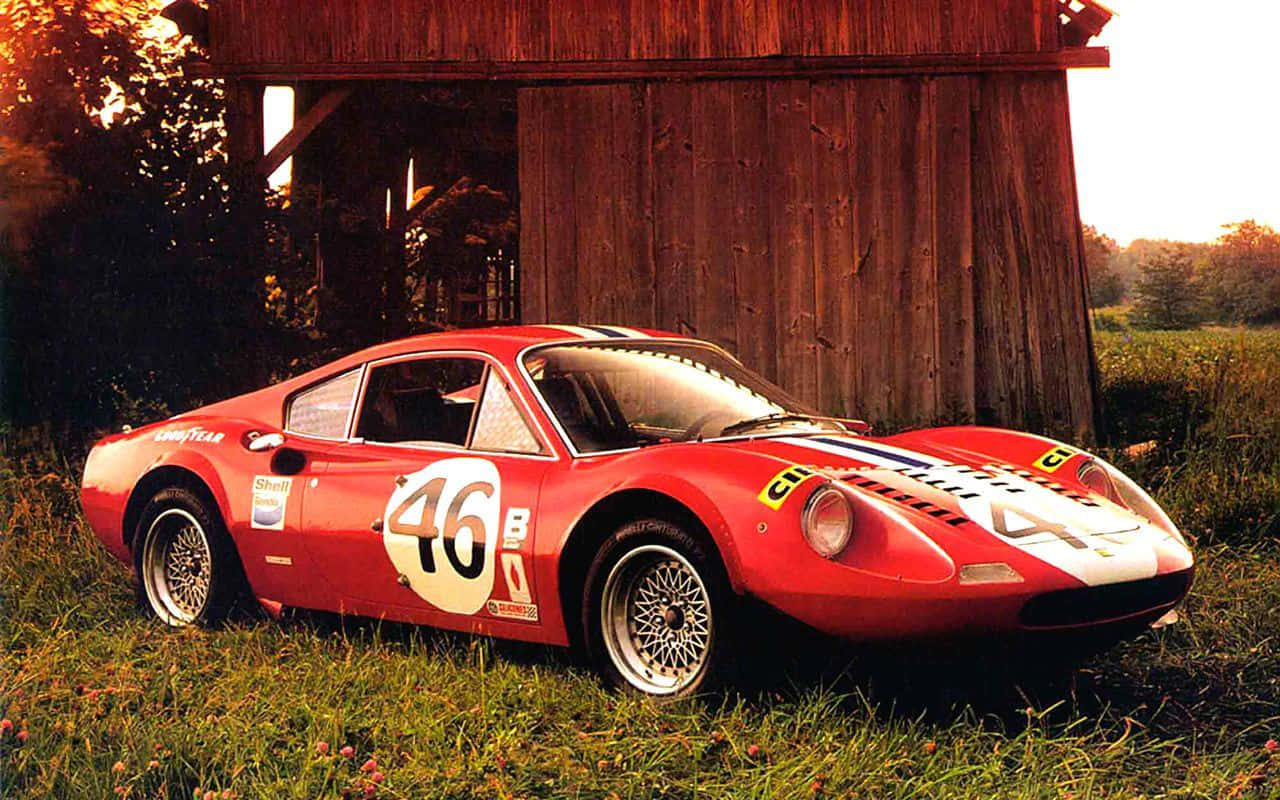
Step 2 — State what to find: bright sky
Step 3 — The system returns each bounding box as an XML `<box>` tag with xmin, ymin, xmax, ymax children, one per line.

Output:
<box><xmin>1068</xmin><ymin>0</ymin><xmax>1280</xmax><ymax>246</ymax></box>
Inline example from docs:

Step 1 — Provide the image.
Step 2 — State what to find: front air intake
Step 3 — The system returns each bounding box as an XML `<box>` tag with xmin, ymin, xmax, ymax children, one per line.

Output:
<box><xmin>1020</xmin><ymin>570</ymin><xmax>1193</xmax><ymax>628</ymax></box>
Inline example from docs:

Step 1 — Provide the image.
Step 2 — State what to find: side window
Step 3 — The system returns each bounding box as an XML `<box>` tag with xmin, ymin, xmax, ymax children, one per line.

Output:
<box><xmin>471</xmin><ymin>371</ymin><xmax>544</xmax><ymax>455</ymax></box>
<box><xmin>356</xmin><ymin>358</ymin><xmax>485</xmax><ymax>446</ymax></box>
<box><xmin>286</xmin><ymin>368</ymin><xmax>361</xmax><ymax>439</ymax></box>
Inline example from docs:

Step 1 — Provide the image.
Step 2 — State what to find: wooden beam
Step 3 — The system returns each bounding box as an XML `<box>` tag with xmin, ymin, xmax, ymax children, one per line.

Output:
<box><xmin>193</xmin><ymin>48</ymin><xmax>1110</xmax><ymax>83</ymax></box>
<box><xmin>255</xmin><ymin>88</ymin><xmax>351</xmax><ymax>178</ymax></box>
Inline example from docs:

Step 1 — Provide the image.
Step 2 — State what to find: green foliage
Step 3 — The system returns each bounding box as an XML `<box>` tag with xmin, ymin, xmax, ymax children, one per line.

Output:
<box><xmin>1127</xmin><ymin>247</ymin><xmax>1201</xmax><ymax>330</ymax></box>
<box><xmin>0</xmin><ymin>1</ymin><xmax>306</xmax><ymax>444</ymax></box>
<box><xmin>1091</xmin><ymin>311</ymin><xmax>1125</xmax><ymax>332</ymax></box>
<box><xmin>4</xmin><ymin>328</ymin><xmax>1280</xmax><ymax>799</ymax></box>
<box><xmin>4</xmin><ymin>449</ymin><xmax>1280</xmax><ymax>798</ymax></box>
<box><xmin>1198</xmin><ymin>220</ymin><xmax>1280</xmax><ymax>325</ymax></box>
<box><xmin>1096</xmin><ymin>328</ymin><xmax>1280</xmax><ymax>544</ymax></box>
<box><xmin>1082</xmin><ymin>225</ymin><xmax>1124</xmax><ymax>308</ymax></box>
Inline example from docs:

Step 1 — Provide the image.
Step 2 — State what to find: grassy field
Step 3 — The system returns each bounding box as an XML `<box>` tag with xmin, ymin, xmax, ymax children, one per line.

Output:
<box><xmin>3</xmin><ymin>328</ymin><xmax>1280</xmax><ymax>799</ymax></box>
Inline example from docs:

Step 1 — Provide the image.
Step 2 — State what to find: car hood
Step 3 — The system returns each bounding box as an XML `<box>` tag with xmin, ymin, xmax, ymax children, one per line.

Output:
<box><xmin>710</xmin><ymin>432</ymin><xmax>1193</xmax><ymax>587</ymax></box>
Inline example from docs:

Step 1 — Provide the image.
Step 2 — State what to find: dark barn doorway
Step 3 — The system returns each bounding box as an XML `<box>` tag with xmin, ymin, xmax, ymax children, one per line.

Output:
<box><xmin>289</xmin><ymin>82</ymin><xmax>519</xmax><ymax>343</ymax></box>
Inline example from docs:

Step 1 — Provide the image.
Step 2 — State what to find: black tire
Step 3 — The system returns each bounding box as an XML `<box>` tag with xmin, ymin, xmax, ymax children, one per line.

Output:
<box><xmin>132</xmin><ymin>487</ymin><xmax>249</xmax><ymax>627</ymax></box>
<box><xmin>582</xmin><ymin>518</ymin><xmax>737</xmax><ymax>698</ymax></box>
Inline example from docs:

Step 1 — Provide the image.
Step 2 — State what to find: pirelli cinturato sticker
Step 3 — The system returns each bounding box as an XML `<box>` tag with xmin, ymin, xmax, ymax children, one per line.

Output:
<box><xmin>757</xmin><ymin>466</ymin><xmax>816</xmax><ymax>510</ymax></box>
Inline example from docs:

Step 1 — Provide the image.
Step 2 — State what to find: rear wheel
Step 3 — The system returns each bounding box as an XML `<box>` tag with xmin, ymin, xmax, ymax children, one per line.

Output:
<box><xmin>134</xmin><ymin>487</ymin><xmax>247</xmax><ymax>627</ymax></box>
<box><xmin>583</xmin><ymin>518</ymin><xmax>735</xmax><ymax>697</ymax></box>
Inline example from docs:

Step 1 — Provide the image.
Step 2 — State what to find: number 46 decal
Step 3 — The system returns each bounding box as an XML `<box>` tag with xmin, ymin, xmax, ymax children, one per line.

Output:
<box><xmin>383</xmin><ymin>459</ymin><xmax>502</xmax><ymax>615</ymax></box>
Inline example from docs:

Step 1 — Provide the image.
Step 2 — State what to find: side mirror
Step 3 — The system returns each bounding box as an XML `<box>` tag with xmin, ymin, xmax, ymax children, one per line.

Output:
<box><xmin>246</xmin><ymin>431</ymin><xmax>286</xmax><ymax>452</ymax></box>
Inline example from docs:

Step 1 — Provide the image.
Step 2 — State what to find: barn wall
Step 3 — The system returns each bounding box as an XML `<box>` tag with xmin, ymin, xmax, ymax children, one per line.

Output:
<box><xmin>517</xmin><ymin>74</ymin><xmax>1096</xmax><ymax>439</ymax></box>
<box><xmin>207</xmin><ymin>0</ymin><xmax>1061</xmax><ymax>65</ymax></box>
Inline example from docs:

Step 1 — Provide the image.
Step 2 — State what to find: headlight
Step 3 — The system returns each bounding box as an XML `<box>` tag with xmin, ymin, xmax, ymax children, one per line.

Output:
<box><xmin>801</xmin><ymin>484</ymin><xmax>853</xmax><ymax>558</ymax></box>
<box><xmin>1077</xmin><ymin>457</ymin><xmax>1186</xmax><ymax>544</ymax></box>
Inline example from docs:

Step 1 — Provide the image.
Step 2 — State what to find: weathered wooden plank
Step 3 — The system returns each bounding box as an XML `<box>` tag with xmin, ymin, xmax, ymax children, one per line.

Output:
<box><xmin>515</xmin><ymin>0</ymin><xmax>551</xmax><ymax>60</ymax></box>
<box><xmin>850</xmin><ymin>77</ymin><xmax>937</xmax><ymax>426</ymax></box>
<box><xmin>755</xmin><ymin>0</ymin><xmax>783</xmax><ymax>56</ymax></box>
<box><xmin>196</xmin><ymin>49</ymin><xmax>1111</xmax><ymax>81</ymax></box>
<box><xmin>905</xmin><ymin>77</ymin><xmax>939</xmax><ymax>425</ymax></box>
<box><xmin>1021</xmin><ymin>73</ymin><xmax>1094</xmax><ymax>438</ymax></box>
<box><xmin>811</xmin><ymin>79</ymin><xmax>856</xmax><ymax>417</ymax></box>
<box><xmin>691</xmin><ymin>83</ymin><xmax>739</xmax><ymax>351</ymax></box>
<box><xmin>1057</xmin><ymin>72</ymin><xmax>1100</xmax><ymax>440</ymax></box>
<box><xmin>766</xmin><ymin>79</ymin><xmax>818</xmax><ymax>406</ymax></box>
<box><xmin>572</xmin><ymin>86</ymin><xmax>618</xmax><ymax>322</ymax></box>
<box><xmin>970</xmin><ymin>73</ymin><xmax>1032</xmax><ymax>428</ymax></box>
<box><xmin>932</xmin><ymin>75</ymin><xmax>975</xmax><ymax>423</ymax></box>
<box><xmin>205</xmin><ymin>0</ymin><xmax>1091</xmax><ymax>65</ymax></box>
<box><xmin>651</xmin><ymin>83</ymin><xmax>697</xmax><ymax>334</ymax></box>
<box><xmin>540</xmin><ymin>89</ymin><xmax>579</xmax><ymax>322</ymax></box>
<box><xmin>730</xmin><ymin>80</ymin><xmax>777</xmax><ymax>380</ymax></box>
<box><xmin>517</xmin><ymin>88</ymin><xmax>547</xmax><ymax>323</ymax></box>
<box><xmin>611</xmin><ymin>83</ymin><xmax>657</xmax><ymax>325</ymax></box>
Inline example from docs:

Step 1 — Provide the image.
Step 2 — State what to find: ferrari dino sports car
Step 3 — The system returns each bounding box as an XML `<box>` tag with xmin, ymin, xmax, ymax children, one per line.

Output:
<box><xmin>81</xmin><ymin>325</ymin><xmax>1194</xmax><ymax>696</ymax></box>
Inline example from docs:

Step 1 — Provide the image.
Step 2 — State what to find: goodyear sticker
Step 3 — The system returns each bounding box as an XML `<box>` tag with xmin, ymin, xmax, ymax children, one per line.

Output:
<box><xmin>757</xmin><ymin>466</ymin><xmax>816</xmax><ymax>510</ymax></box>
<box><xmin>251</xmin><ymin>475</ymin><xmax>292</xmax><ymax>530</ymax></box>
<box><xmin>1032</xmin><ymin>446</ymin><xmax>1076</xmax><ymax>474</ymax></box>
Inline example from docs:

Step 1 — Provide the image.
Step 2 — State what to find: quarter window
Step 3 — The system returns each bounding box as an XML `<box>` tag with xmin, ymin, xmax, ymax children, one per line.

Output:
<box><xmin>286</xmin><ymin>368</ymin><xmax>361</xmax><ymax>439</ymax></box>
<box><xmin>471</xmin><ymin>371</ymin><xmax>544</xmax><ymax>454</ymax></box>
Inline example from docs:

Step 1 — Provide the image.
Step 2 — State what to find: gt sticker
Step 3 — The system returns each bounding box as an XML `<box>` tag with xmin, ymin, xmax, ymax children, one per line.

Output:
<box><xmin>383</xmin><ymin>458</ymin><xmax>499</xmax><ymax>615</ymax></box>
<box><xmin>251</xmin><ymin>475</ymin><xmax>292</xmax><ymax>530</ymax></box>
<box><xmin>757</xmin><ymin>466</ymin><xmax>816</xmax><ymax>510</ymax></box>
<box><xmin>486</xmin><ymin>599</ymin><xmax>539</xmax><ymax>622</ymax></box>
<box><xmin>1032</xmin><ymin>446</ymin><xmax>1076</xmax><ymax>473</ymax></box>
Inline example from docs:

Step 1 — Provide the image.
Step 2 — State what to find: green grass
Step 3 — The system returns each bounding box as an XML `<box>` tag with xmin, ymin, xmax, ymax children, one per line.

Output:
<box><xmin>4</xmin><ymin>328</ymin><xmax>1280</xmax><ymax>799</ymax></box>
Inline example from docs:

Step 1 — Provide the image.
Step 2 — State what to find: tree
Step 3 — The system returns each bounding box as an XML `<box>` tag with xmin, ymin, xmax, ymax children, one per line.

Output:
<box><xmin>1128</xmin><ymin>247</ymin><xmax>1201</xmax><ymax>330</ymax></box>
<box><xmin>1082</xmin><ymin>224</ymin><xmax>1124</xmax><ymax>307</ymax></box>
<box><xmin>1</xmin><ymin>0</ymin><xmax>281</xmax><ymax>441</ymax></box>
<box><xmin>1198</xmin><ymin>220</ymin><xmax>1280</xmax><ymax>325</ymax></box>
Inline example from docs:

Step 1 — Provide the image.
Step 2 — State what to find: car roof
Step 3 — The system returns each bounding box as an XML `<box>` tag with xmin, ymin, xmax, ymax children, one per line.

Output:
<box><xmin>352</xmin><ymin>324</ymin><xmax>689</xmax><ymax>361</ymax></box>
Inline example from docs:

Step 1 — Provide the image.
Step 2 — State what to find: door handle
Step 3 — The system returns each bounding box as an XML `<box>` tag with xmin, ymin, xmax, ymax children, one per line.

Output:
<box><xmin>371</xmin><ymin>518</ymin><xmax>383</xmax><ymax>532</ymax></box>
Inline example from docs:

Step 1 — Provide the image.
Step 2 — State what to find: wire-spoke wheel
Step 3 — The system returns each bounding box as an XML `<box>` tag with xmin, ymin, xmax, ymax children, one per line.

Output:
<box><xmin>584</xmin><ymin>518</ymin><xmax>735</xmax><ymax>697</ymax></box>
<box><xmin>142</xmin><ymin>509</ymin><xmax>213</xmax><ymax>625</ymax></box>
<box><xmin>134</xmin><ymin>486</ymin><xmax>247</xmax><ymax>628</ymax></box>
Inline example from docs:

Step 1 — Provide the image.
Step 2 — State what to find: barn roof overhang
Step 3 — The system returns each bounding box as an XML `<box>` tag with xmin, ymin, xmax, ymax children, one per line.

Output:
<box><xmin>183</xmin><ymin>47</ymin><xmax>1109</xmax><ymax>83</ymax></box>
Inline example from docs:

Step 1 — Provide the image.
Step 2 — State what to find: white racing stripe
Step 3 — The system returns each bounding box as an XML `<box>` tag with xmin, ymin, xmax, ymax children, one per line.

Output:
<box><xmin>780</xmin><ymin>436</ymin><xmax>1168</xmax><ymax>587</ymax></box>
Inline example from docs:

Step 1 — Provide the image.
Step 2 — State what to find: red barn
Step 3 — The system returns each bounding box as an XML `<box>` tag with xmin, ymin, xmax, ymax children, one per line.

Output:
<box><xmin>167</xmin><ymin>0</ymin><xmax>1112</xmax><ymax>439</ymax></box>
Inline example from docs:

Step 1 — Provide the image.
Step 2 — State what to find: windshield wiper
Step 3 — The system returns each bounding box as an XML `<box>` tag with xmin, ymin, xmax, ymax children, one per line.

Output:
<box><xmin>719</xmin><ymin>413</ymin><xmax>820</xmax><ymax>437</ymax></box>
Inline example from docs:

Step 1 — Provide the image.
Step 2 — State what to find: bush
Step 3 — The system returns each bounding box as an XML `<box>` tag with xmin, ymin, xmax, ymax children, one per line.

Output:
<box><xmin>1095</xmin><ymin>329</ymin><xmax>1280</xmax><ymax>544</ymax></box>
<box><xmin>1092</xmin><ymin>312</ymin><xmax>1126</xmax><ymax>332</ymax></box>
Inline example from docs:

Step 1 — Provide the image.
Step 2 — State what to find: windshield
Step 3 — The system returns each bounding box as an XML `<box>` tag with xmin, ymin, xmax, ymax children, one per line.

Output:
<box><xmin>523</xmin><ymin>341</ymin><xmax>844</xmax><ymax>453</ymax></box>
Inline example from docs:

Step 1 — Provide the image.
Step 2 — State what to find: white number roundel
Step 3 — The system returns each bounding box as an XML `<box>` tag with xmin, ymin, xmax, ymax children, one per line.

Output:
<box><xmin>382</xmin><ymin>458</ymin><xmax>499</xmax><ymax>614</ymax></box>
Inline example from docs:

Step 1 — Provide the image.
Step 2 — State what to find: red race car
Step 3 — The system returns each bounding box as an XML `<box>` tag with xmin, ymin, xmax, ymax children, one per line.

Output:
<box><xmin>81</xmin><ymin>325</ymin><xmax>1194</xmax><ymax>696</ymax></box>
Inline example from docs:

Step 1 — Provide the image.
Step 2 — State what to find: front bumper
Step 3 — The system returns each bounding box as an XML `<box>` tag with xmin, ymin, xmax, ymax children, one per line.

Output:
<box><xmin>757</xmin><ymin>567</ymin><xmax>1195</xmax><ymax>641</ymax></box>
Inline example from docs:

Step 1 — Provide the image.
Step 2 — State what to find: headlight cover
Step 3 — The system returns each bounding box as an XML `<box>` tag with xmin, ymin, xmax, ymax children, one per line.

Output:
<box><xmin>1078</xmin><ymin>457</ymin><xmax>1186</xmax><ymax>545</ymax></box>
<box><xmin>802</xmin><ymin>484</ymin><xmax>853</xmax><ymax>558</ymax></box>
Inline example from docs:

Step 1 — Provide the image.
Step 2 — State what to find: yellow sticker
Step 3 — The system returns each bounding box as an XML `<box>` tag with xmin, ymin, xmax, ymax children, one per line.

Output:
<box><xmin>757</xmin><ymin>466</ymin><xmax>816</xmax><ymax>510</ymax></box>
<box><xmin>1032</xmin><ymin>445</ymin><xmax>1076</xmax><ymax>473</ymax></box>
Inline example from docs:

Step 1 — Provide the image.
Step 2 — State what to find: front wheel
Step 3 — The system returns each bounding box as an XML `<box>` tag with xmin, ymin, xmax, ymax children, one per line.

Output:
<box><xmin>582</xmin><ymin>519</ymin><xmax>735</xmax><ymax>697</ymax></box>
<box><xmin>134</xmin><ymin>487</ymin><xmax>247</xmax><ymax>627</ymax></box>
